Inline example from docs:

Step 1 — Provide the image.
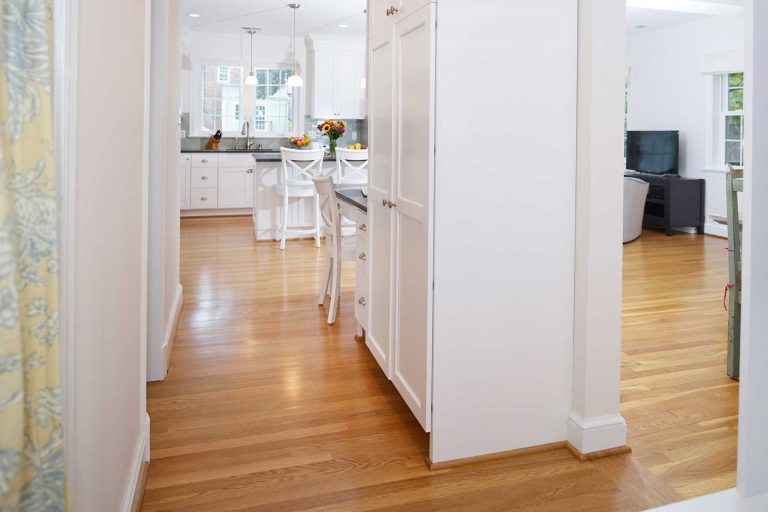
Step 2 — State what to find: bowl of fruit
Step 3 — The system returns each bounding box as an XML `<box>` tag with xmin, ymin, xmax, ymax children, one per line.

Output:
<box><xmin>346</xmin><ymin>143</ymin><xmax>368</xmax><ymax>150</ymax></box>
<box><xmin>288</xmin><ymin>135</ymin><xmax>311</xmax><ymax>148</ymax></box>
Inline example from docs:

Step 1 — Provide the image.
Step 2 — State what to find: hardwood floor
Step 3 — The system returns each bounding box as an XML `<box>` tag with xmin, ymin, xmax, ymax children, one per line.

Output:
<box><xmin>142</xmin><ymin>220</ymin><xmax>736</xmax><ymax>511</ymax></box>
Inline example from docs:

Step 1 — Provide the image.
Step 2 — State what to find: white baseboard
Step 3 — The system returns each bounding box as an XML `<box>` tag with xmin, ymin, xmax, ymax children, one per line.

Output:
<box><xmin>646</xmin><ymin>489</ymin><xmax>768</xmax><ymax>511</ymax></box>
<box><xmin>705</xmin><ymin>222</ymin><xmax>728</xmax><ymax>238</ymax></box>
<box><xmin>181</xmin><ymin>208</ymin><xmax>250</xmax><ymax>218</ymax></box>
<box><xmin>162</xmin><ymin>283</ymin><xmax>183</xmax><ymax>374</ymax></box>
<box><xmin>567</xmin><ymin>412</ymin><xmax>627</xmax><ymax>455</ymax></box>
<box><xmin>120</xmin><ymin>416</ymin><xmax>150</xmax><ymax>512</ymax></box>
<box><xmin>147</xmin><ymin>283</ymin><xmax>183</xmax><ymax>382</ymax></box>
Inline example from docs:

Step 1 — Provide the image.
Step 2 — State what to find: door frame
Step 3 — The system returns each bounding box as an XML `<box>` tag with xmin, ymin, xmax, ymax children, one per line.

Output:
<box><xmin>576</xmin><ymin>0</ymin><xmax>768</xmax><ymax>505</ymax></box>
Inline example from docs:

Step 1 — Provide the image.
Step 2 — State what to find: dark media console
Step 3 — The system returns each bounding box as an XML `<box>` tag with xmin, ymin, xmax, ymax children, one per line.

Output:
<box><xmin>625</xmin><ymin>172</ymin><xmax>705</xmax><ymax>236</ymax></box>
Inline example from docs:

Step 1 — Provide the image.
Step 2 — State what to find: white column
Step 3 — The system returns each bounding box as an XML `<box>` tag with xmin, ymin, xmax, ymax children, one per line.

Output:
<box><xmin>568</xmin><ymin>0</ymin><xmax>628</xmax><ymax>455</ymax></box>
<box><xmin>737</xmin><ymin>0</ymin><xmax>768</xmax><ymax>498</ymax></box>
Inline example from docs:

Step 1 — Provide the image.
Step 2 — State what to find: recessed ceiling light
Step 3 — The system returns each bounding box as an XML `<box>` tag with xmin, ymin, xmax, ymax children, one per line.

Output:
<box><xmin>188</xmin><ymin>12</ymin><xmax>201</xmax><ymax>18</ymax></box>
<box><xmin>338</xmin><ymin>24</ymin><xmax>348</xmax><ymax>28</ymax></box>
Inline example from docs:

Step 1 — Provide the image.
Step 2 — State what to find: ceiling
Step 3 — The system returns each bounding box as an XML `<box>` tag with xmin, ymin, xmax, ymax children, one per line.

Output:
<box><xmin>626</xmin><ymin>0</ymin><xmax>744</xmax><ymax>32</ymax></box>
<box><xmin>181</xmin><ymin>0</ymin><xmax>367</xmax><ymax>37</ymax></box>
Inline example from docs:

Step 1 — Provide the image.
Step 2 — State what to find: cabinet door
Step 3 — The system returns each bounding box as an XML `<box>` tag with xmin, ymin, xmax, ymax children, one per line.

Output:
<box><xmin>218</xmin><ymin>167</ymin><xmax>254</xmax><ymax>209</ymax></box>
<box><xmin>369</xmin><ymin>0</ymin><xmax>400</xmax><ymax>33</ymax></box>
<box><xmin>312</xmin><ymin>50</ymin><xmax>336</xmax><ymax>119</ymax></box>
<box><xmin>392</xmin><ymin>4</ymin><xmax>434</xmax><ymax>432</ymax></box>
<box><xmin>335</xmin><ymin>50</ymin><xmax>365</xmax><ymax>119</ymax></box>
<box><xmin>179</xmin><ymin>155</ymin><xmax>190</xmax><ymax>210</ymax></box>
<box><xmin>366</xmin><ymin>27</ymin><xmax>396</xmax><ymax>379</ymax></box>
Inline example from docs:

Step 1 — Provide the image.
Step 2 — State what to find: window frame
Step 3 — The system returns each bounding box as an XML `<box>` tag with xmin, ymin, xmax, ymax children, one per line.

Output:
<box><xmin>189</xmin><ymin>58</ymin><xmax>300</xmax><ymax>138</ymax></box>
<box><xmin>710</xmin><ymin>72</ymin><xmax>745</xmax><ymax>171</ymax></box>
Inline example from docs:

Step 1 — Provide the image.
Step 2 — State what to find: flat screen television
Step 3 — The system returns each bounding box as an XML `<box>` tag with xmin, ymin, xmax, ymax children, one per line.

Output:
<box><xmin>626</xmin><ymin>130</ymin><xmax>679</xmax><ymax>175</ymax></box>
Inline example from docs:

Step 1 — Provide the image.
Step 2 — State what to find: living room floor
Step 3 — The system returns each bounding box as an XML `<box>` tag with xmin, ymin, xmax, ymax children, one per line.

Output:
<box><xmin>141</xmin><ymin>220</ymin><xmax>736</xmax><ymax>511</ymax></box>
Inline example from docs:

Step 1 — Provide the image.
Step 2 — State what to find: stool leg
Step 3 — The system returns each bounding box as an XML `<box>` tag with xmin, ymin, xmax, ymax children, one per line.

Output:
<box><xmin>280</xmin><ymin>192</ymin><xmax>288</xmax><ymax>250</ymax></box>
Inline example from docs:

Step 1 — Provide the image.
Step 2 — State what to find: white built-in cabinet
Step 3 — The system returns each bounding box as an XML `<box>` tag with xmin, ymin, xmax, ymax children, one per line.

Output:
<box><xmin>306</xmin><ymin>35</ymin><xmax>366</xmax><ymax>119</ymax></box>
<box><xmin>179</xmin><ymin>155</ymin><xmax>190</xmax><ymax>210</ymax></box>
<box><xmin>180</xmin><ymin>153</ymin><xmax>254</xmax><ymax>211</ymax></box>
<box><xmin>367</xmin><ymin>1</ymin><xmax>435</xmax><ymax>432</ymax></box>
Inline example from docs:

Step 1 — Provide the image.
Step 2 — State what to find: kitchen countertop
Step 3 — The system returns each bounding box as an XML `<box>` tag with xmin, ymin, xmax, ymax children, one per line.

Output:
<box><xmin>336</xmin><ymin>188</ymin><xmax>368</xmax><ymax>213</ymax></box>
<box><xmin>181</xmin><ymin>149</ymin><xmax>336</xmax><ymax>162</ymax></box>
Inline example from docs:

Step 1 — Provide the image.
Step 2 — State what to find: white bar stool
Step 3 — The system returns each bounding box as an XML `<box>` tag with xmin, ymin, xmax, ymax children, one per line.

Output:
<box><xmin>313</xmin><ymin>175</ymin><xmax>356</xmax><ymax>324</ymax></box>
<box><xmin>277</xmin><ymin>147</ymin><xmax>326</xmax><ymax>250</ymax></box>
<box><xmin>335</xmin><ymin>148</ymin><xmax>369</xmax><ymax>189</ymax></box>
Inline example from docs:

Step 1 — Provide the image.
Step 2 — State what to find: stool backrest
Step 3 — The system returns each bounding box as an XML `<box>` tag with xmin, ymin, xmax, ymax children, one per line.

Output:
<box><xmin>335</xmin><ymin>148</ymin><xmax>369</xmax><ymax>186</ymax></box>
<box><xmin>281</xmin><ymin>147</ymin><xmax>326</xmax><ymax>184</ymax></box>
<box><xmin>313</xmin><ymin>175</ymin><xmax>341</xmax><ymax>239</ymax></box>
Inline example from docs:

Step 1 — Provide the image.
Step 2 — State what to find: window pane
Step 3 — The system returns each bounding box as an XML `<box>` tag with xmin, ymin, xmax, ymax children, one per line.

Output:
<box><xmin>729</xmin><ymin>88</ymin><xmax>744</xmax><ymax>111</ymax></box>
<box><xmin>256</xmin><ymin>69</ymin><xmax>267</xmax><ymax>85</ymax></box>
<box><xmin>728</xmin><ymin>73</ymin><xmax>744</xmax><ymax>87</ymax></box>
<box><xmin>726</xmin><ymin>141</ymin><xmax>743</xmax><ymax>166</ymax></box>
<box><xmin>726</xmin><ymin>115</ymin><xmax>742</xmax><ymax>140</ymax></box>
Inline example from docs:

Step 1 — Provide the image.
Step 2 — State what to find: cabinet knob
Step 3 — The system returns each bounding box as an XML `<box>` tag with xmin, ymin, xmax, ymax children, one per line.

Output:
<box><xmin>201</xmin><ymin>197</ymin><xmax>208</xmax><ymax>201</ymax></box>
<box><xmin>359</xmin><ymin>252</ymin><xmax>367</xmax><ymax>261</ymax></box>
<box><xmin>386</xmin><ymin>6</ymin><xmax>399</xmax><ymax>16</ymax></box>
<box><xmin>202</xmin><ymin>159</ymin><xmax>208</xmax><ymax>163</ymax></box>
<box><xmin>247</xmin><ymin>169</ymin><xmax>254</xmax><ymax>174</ymax></box>
<box><xmin>359</xmin><ymin>223</ymin><xmax>367</xmax><ymax>231</ymax></box>
<box><xmin>390</xmin><ymin>201</ymin><xmax>397</xmax><ymax>208</ymax></box>
<box><xmin>382</xmin><ymin>199</ymin><xmax>389</xmax><ymax>208</ymax></box>
<box><xmin>201</xmin><ymin>175</ymin><xmax>208</xmax><ymax>180</ymax></box>
<box><xmin>358</xmin><ymin>297</ymin><xmax>367</xmax><ymax>306</ymax></box>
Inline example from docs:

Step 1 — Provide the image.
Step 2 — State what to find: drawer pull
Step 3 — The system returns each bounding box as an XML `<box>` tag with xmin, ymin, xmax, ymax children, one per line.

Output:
<box><xmin>201</xmin><ymin>175</ymin><xmax>208</xmax><ymax>180</ymax></box>
<box><xmin>358</xmin><ymin>252</ymin><xmax>367</xmax><ymax>261</ymax></box>
<box><xmin>201</xmin><ymin>197</ymin><xmax>208</xmax><ymax>201</ymax></box>
<box><xmin>359</xmin><ymin>223</ymin><xmax>367</xmax><ymax>232</ymax></box>
<box><xmin>382</xmin><ymin>199</ymin><xmax>389</xmax><ymax>208</ymax></box>
<box><xmin>201</xmin><ymin>159</ymin><xmax>209</xmax><ymax>163</ymax></box>
<box><xmin>247</xmin><ymin>169</ymin><xmax>254</xmax><ymax>174</ymax></box>
<box><xmin>386</xmin><ymin>6</ymin><xmax>399</xmax><ymax>16</ymax></box>
<box><xmin>358</xmin><ymin>297</ymin><xmax>367</xmax><ymax>306</ymax></box>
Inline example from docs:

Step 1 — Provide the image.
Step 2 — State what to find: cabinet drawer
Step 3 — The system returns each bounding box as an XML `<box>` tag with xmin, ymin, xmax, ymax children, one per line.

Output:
<box><xmin>191</xmin><ymin>168</ymin><xmax>218</xmax><ymax>188</ymax></box>
<box><xmin>190</xmin><ymin>154</ymin><xmax>217</xmax><ymax>168</ymax></box>
<box><xmin>219</xmin><ymin>153</ymin><xmax>255</xmax><ymax>167</ymax></box>
<box><xmin>355</xmin><ymin>266</ymin><xmax>369</xmax><ymax>331</ymax></box>
<box><xmin>356</xmin><ymin>233</ymin><xmax>369</xmax><ymax>273</ymax></box>
<box><xmin>190</xmin><ymin>188</ymin><xmax>218</xmax><ymax>209</ymax></box>
<box><xmin>356</xmin><ymin>212</ymin><xmax>369</xmax><ymax>242</ymax></box>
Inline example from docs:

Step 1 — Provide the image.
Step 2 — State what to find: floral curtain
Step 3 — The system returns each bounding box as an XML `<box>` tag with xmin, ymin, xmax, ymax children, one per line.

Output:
<box><xmin>0</xmin><ymin>0</ymin><xmax>66</xmax><ymax>510</ymax></box>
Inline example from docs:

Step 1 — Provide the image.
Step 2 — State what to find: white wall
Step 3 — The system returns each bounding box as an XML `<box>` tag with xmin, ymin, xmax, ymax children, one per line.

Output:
<box><xmin>431</xmin><ymin>0</ymin><xmax>577</xmax><ymax>463</ymax></box>
<box><xmin>627</xmin><ymin>15</ymin><xmax>745</xmax><ymax>236</ymax></box>
<box><xmin>69</xmin><ymin>0</ymin><xmax>149</xmax><ymax>509</ymax></box>
<box><xmin>181</xmin><ymin>30</ymin><xmax>307</xmax><ymax>134</ymax></box>
<box><xmin>148</xmin><ymin>0</ymin><xmax>183</xmax><ymax>382</ymax></box>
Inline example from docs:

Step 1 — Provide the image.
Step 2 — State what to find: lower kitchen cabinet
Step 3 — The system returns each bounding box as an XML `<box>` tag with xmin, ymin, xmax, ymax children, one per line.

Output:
<box><xmin>218</xmin><ymin>166</ymin><xmax>254</xmax><ymax>209</ymax></box>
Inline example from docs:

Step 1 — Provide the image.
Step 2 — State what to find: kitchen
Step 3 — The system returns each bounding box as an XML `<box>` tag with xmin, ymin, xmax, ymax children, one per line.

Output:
<box><xmin>177</xmin><ymin>1</ymin><xmax>368</xmax><ymax>238</ymax></box>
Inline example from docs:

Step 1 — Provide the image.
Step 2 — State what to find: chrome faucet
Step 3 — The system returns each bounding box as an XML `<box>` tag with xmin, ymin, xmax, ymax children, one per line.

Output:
<box><xmin>241</xmin><ymin>121</ymin><xmax>254</xmax><ymax>149</ymax></box>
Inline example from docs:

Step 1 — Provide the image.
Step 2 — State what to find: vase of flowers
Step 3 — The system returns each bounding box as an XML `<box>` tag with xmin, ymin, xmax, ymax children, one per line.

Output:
<box><xmin>317</xmin><ymin>119</ymin><xmax>347</xmax><ymax>157</ymax></box>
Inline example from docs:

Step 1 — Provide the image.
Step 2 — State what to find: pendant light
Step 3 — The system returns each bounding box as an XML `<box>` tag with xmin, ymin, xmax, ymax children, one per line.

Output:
<box><xmin>286</xmin><ymin>4</ymin><xmax>304</xmax><ymax>88</ymax></box>
<box><xmin>244</xmin><ymin>27</ymin><xmax>259</xmax><ymax>85</ymax></box>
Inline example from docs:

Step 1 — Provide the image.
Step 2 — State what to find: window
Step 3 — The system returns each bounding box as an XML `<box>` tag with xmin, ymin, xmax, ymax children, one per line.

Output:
<box><xmin>245</xmin><ymin>68</ymin><xmax>296</xmax><ymax>134</ymax></box>
<box><xmin>624</xmin><ymin>84</ymin><xmax>630</xmax><ymax>160</ymax></box>
<box><xmin>201</xmin><ymin>64</ymin><xmax>243</xmax><ymax>133</ymax></box>
<box><xmin>723</xmin><ymin>72</ymin><xmax>744</xmax><ymax>166</ymax></box>
<box><xmin>196</xmin><ymin>63</ymin><xmax>296</xmax><ymax>136</ymax></box>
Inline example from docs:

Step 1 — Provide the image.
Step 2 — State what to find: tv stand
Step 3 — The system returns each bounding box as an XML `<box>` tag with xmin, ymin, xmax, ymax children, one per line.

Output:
<box><xmin>625</xmin><ymin>173</ymin><xmax>705</xmax><ymax>236</ymax></box>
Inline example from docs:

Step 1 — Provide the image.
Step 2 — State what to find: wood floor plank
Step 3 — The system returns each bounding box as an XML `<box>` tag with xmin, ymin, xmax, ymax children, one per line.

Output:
<box><xmin>142</xmin><ymin>223</ymin><xmax>736</xmax><ymax>511</ymax></box>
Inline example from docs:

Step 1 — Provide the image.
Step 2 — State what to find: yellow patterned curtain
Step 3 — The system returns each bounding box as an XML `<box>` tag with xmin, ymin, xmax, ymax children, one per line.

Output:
<box><xmin>0</xmin><ymin>0</ymin><xmax>66</xmax><ymax>510</ymax></box>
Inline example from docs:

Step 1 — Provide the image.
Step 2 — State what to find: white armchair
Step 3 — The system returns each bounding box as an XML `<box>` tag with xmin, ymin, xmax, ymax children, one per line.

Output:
<box><xmin>624</xmin><ymin>177</ymin><xmax>650</xmax><ymax>243</ymax></box>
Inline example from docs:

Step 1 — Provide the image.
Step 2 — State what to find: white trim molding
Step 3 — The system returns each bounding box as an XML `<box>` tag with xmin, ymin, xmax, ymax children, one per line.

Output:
<box><xmin>647</xmin><ymin>489</ymin><xmax>768</xmax><ymax>511</ymax></box>
<box><xmin>163</xmin><ymin>284</ymin><xmax>183</xmax><ymax>375</ymax></box>
<box><xmin>567</xmin><ymin>412</ymin><xmax>628</xmax><ymax>455</ymax></box>
<box><xmin>120</xmin><ymin>417</ymin><xmax>150</xmax><ymax>512</ymax></box>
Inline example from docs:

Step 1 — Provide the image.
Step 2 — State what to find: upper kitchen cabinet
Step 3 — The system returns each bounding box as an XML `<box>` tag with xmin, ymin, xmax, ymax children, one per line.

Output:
<box><xmin>368</xmin><ymin>0</ymin><xmax>435</xmax><ymax>35</ymax></box>
<box><xmin>306</xmin><ymin>35</ymin><xmax>366</xmax><ymax>120</ymax></box>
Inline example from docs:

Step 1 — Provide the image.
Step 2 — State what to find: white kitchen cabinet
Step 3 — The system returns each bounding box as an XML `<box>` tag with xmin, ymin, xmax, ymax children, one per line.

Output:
<box><xmin>368</xmin><ymin>0</ymin><xmax>434</xmax><ymax>35</ymax></box>
<box><xmin>306</xmin><ymin>35</ymin><xmax>366</xmax><ymax>120</ymax></box>
<box><xmin>367</xmin><ymin>24</ymin><xmax>396</xmax><ymax>383</ymax></box>
<box><xmin>368</xmin><ymin>3</ymin><xmax>434</xmax><ymax>432</ymax></box>
<box><xmin>179</xmin><ymin>155</ymin><xmax>190</xmax><ymax>210</ymax></box>
<box><xmin>218</xmin><ymin>154</ymin><xmax>254</xmax><ymax>209</ymax></box>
